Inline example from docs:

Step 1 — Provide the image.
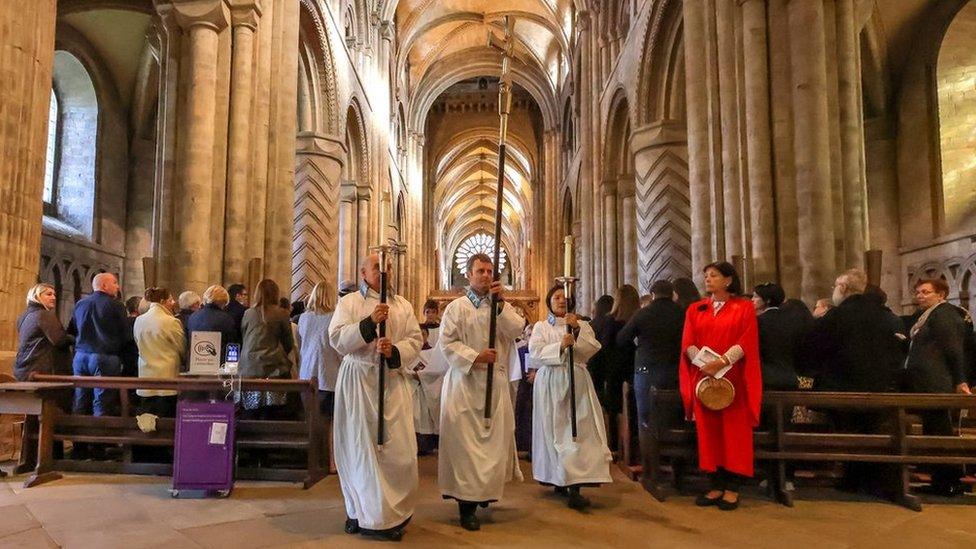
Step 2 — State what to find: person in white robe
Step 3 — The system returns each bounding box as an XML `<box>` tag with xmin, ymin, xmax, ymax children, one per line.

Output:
<box><xmin>329</xmin><ymin>253</ymin><xmax>422</xmax><ymax>541</ymax></box>
<box><xmin>408</xmin><ymin>328</ymin><xmax>448</xmax><ymax>454</ymax></box>
<box><xmin>437</xmin><ymin>253</ymin><xmax>524</xmax><ymax>531</ymax></box>
<box><xmin>529</xmin><ymin>284</ymin><xmax>612</xmax><ymax>510</ymax></box>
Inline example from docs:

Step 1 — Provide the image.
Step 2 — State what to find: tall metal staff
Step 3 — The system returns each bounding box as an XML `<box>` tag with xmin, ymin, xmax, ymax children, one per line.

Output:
<box><xmin>483</xmin><ymin>17</ymin><xmax>516</xmax><ymax>429</ymax></box>
<box><xmin>556</xmin><ymin>236</ymin><xmax>579</xmax><ymax>440</ymax></box>
<box><xmin>371</xmin><ymin>205</ymin><xmax>399</xmax><ymax>446</ymax></box>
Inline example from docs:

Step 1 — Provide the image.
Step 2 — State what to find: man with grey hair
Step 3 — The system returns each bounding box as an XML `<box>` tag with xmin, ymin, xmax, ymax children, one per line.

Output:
<box><xmin>71</xmin><ymin>273</ymin><xmax>129</xmax><ymax>421</ymax></box>
<box><xmin>807</xmin><ymin>268</ymin><xmax>906</xmax><ymax>496</ymax></box>
<box><xmin>176</xmin><ymin>290</ymin><xmax>202</xmax><ymax>330</ymax></box>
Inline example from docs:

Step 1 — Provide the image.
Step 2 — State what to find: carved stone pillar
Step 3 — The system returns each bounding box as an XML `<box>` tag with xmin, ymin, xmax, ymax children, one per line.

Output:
<box><xmin>292</xmin><ymin>133</ymin><xmax>345</xmax><ymax>298</ymax></box>
<box><xmin>619</xmin><ymin>178</ymin><xmax>638</xmax><ymax>289</ymax></box>
<box><xmin>338</xmin><ymin>181</ymin><xmax>357</xmax><ymax>283</ymax></box>
<box><xmin>356</xmin><ymin>185</ymin><xmax>372</xmax><ymax>263</ymax></box>
<box><xmin>682</xmin><ymin>0</ymin><xmax>714</xmax><ymax>284</ymax></box>
<box><xmin>631</xmin><ymin>121</ymin><xmax>693</xmax><ymax>293</ymax></box>
<box><xmin>223</xmin><ymin>0</ymin><xmax>261</xmax><ymax>284</ymax></box>
<box><xmin>0</xmin><ymin>0</ymin><xmax>56</xmax><ymax>368</ymax></box>
<box><xmin>170</xmin><ymin>0</ymin><xmax>230</xmax><ymax>293</ymax></box>
<box><xmin>739</xmin><ymin>0</ymin><xmax>777</xmax><ymax>283</ymax></box>
<box><xmin>603</xmin><ymin>180</ymin><xmax>619</xmax><ymax>292</ymax></box>
<box><xmin>789</xmin><ymin>0</ymin><xmax>836</xmax><ymax>302</ymax></box>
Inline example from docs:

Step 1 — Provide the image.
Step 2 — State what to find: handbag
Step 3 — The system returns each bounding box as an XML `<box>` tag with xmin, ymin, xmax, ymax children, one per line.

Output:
<box><xmin>696</xmin><ymin>376</ymin><xmax>735</xmax><ymax>411</ymax></box>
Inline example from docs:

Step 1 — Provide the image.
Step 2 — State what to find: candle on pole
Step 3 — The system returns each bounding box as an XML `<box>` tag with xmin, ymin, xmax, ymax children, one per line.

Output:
<box><xmin>564</xmin><ymin>235</ymin><xmax>574</xmax><ymax>278</ymax></box>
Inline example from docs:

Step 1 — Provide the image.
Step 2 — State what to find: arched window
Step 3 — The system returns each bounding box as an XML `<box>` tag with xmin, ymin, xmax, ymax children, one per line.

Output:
<box><xmin>45</xmin><ymin>50</ymin><xmax>98</xmax><ymax>240</ymax></box>
<box><xmin>43</xmin><ymin>91</ymin><xmax>59</xmax><ymax>211</ymax></box>
<box><xmin>454</xmin><ymin>232</ymin><xmax>507</xmax><ymax>275</ymax></box>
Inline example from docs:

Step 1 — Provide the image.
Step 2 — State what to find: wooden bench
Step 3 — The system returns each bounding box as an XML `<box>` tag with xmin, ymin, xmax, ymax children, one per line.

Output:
<box><xmin>31</xmin><ymin>374</ymin><xmax>326</xmax><ymax>488</ymax></box>
<box><xmin>639</xmin><ymin>389</ymin><xmax>976</xmax><ymax>511</ymax></box>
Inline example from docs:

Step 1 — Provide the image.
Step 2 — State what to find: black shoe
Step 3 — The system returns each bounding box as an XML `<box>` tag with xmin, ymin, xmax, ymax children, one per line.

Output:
<box><xmin>361</xmin><ymin>527</ymin><xmax>403</xmax><ymax>542</ymax></box>
<box><xmin>695</xmin><ymin>492</ymin><xmax>723</xmax><ymax>507</ymax></box>
<box><xmin>459</xmin><ymin>512</ymin><xmax>480</xmax><ymax>531</ymax></box>
<box><xmin>567</xmin><ymin>491</ymin><xmax>590</xmax><ymax>511</ymax></box>
<box><xmin>554</xmin><ymin>486</ymin><xmax>568</xmax><ymax>496</ymax></box>
<box><xmin>478</xmin><ymin>501</ymin><xmax>489</xmax><ymax>508</ymax></box>
<box><xmin>344</xmin><ymin>518</ymin><xmax>360</xmax><ymax>534</ymax></box>
<box><xmin>716</xmin><ymin>495</ymin><xmax>739</xmax><ymax>511</ymax></box>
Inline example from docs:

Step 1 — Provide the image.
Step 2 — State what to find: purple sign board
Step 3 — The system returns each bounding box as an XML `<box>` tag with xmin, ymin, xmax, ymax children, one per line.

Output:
<box><xmin>172</xmin><ymin>400</ymin><xmax>235</xmax><ymax>495</ymax></box>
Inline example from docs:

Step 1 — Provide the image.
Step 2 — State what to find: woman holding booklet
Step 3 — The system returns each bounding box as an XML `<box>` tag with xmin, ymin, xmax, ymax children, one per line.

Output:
<box><xmin>678</xmin><ymin>261</ymin><xmax>762</xmax><ymax>511</ymax></box>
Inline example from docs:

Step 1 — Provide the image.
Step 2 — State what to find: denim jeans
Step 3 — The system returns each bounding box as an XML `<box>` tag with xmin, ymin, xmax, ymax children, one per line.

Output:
<box><xmin>72</xmin><ymin>352</ymin><xmax>122</xmax><ymax>416</ymax></box>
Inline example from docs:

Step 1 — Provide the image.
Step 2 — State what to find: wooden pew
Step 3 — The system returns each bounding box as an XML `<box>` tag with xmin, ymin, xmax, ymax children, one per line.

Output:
<box><xmin>639</xmin><ymin>389</ymin><xmax>976</xmax><ymax>511</ymax></box>
<box><xmin>30</xmin><ymin>375</ymin><xmax>326</xmax><ymax>488</ymax></box>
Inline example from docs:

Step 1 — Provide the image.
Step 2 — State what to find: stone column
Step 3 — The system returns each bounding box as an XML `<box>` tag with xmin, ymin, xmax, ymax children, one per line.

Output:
<box><xmin>338</xmin><ymin>181</ymin><xmax>357</xmax><ymax>283</ymax></box>
<box><xmin>0</xmin><ymin>0</ymin><xmax>56</xmax><ymax>369</ymax></box>
<box><xmin>739</xmin><ymin>0</ymin><xmax>777</xmax><ymax>282</ymax></box>
<box><xmin>715</xmin><ymin>0</ymin><xmax>743</xmax><ymax>259</ymax></box>
<box><xmin>768</xmin><ymin>0</ymin><xmax>801</xmax><ymax>298</ymax></box>
<box><xmin>619</xmin><ymin>177</ymin><xmax>638</xmax><ymax>289</ymax></box>
<box><xmin>682</xmin><ymin>0</ymin><xmax>714</xmax><ymax>282</ymax></box>
<box><xmin>223</xmin><ymin>0</ymin><xmax>261</xmax><ymax>284</ymax></box>
<box><xmin>356</xmin><ymin>185</ymin><xmax>371</xmax><ymax>262</ymax></box>
<box><xmin>789</xmin><ymin>0</ymin><xmax>836</xmax><ymax>302</ymax></box>
<box><xmin>836</xmin><ymin>0</ymin><xmax>866</xmax><ymax>268</ymax></box>
<box><xmin>631</xmin><ymin>121</ymin><xmax>693</xmax><ymax>293</ymax></box>
<box><xmin>292</xmin><ymin>133</ymin><xmax>345</xmax><ymax>298</ymax></box>
<box><xmin>171</xmin><ymin>0</ymin><xmax>230</xmax><ymax>293</ymax></box>
<box><xmin>577</xmin><ymin>11</ymin><xmax>596</xmax><ymax>308</ymax></box>
<box><xmin>603</xmin><ymin>180</ymin><xmax>619</xmax><ymax>291</ymax></box>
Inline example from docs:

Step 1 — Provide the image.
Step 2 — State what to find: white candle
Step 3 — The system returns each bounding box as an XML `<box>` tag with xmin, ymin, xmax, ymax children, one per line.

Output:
<box><xmin>563</xmin><ymin>235</ymin><xmax>573</xmax><ymax>277</ymax></box>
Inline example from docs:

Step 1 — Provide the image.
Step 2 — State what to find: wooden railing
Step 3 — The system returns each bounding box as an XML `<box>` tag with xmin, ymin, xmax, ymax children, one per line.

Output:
<box><xmin>30</xmin><ymin>374</ymin><xmax>326</xmax><ymax>488</ymax></box>
<box><xmin>639</xmin><ymin>389</ymin><xmax>976</xmax><ymax>511</ymax></box>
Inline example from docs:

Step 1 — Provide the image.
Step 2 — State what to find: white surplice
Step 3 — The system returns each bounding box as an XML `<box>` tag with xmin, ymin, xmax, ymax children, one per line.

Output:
<box><xmin>329</xmin><ymin>287</ymin><xmax>422</xmax><ymax>530</ymax></box>
<box><xmin>529</xmin><ymin>317</ymin><xmax>613</xmax><ymax>487</ymax></box>
<box><xmin>437</xmin><ymin>291</ymin><xmax>525</xmax><ymax>502</ymax></box>
<box><xmin>408</xmin><ymin>347</ymin><xmax>448</xmax><ymax>435</ymax></box>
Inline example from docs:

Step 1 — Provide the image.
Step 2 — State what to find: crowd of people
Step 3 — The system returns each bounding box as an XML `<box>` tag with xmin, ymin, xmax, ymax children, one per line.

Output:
<box><xmin>12</xmin><ymin>256</ymin><xmax>976</xmax><ymax>540</ymax></box>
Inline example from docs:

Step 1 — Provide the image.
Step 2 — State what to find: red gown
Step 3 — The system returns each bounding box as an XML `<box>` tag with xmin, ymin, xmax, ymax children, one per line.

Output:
<box><xmin>678</xmin><ymin>297</ymin><xmax>762</xmax><ymax>477</ymax></box>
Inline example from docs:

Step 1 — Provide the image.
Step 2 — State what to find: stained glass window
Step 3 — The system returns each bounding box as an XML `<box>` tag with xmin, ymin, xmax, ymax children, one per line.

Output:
<box><xmin>454</xmin><ymin>232</ymin><xmax>507</xmax><ymax>275</ymax></box>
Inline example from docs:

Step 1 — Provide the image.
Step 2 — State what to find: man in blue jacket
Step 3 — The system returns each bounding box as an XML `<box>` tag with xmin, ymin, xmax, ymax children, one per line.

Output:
<box><xmin>71</xmin><ymin>273</ymin><xmax>129</xmax><ymax>417</ymax></box>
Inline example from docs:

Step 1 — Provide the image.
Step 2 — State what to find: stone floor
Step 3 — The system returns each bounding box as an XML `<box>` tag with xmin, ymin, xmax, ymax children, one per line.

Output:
<box><xmin>1</xmin><ymin>457</ymin><xmax>976</xmax><ymax>548</ymax></box>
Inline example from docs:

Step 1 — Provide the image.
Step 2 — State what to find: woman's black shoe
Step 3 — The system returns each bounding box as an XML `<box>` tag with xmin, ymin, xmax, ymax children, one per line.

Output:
<box><xmin>695</xmin><ymin>492</ymin><xmax>722</xmax><ymax>507</ymax></box>
<box><xmin>344</xmin><ymin>518</ymin><xmax>360</xmax><ymax>534</ymax></box>
<box><xmin>478</xmin><ymin>501</ymin><xmax>490</xmax><ymax>508</ymax></box>
<box><xmin>554</xmin><ymin>486</ymin><xmax>568</xmax><ymax>496</ymax></box>
<box><xmin>716</xmin><ymin>496</ymin><xmax>739</xmax><ymax>511</ymax></box>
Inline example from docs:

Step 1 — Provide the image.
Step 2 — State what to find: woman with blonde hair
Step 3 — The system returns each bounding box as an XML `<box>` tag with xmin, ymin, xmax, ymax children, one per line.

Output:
<box><xmin>297</xmin><ymin>281</ymin><xmax>341</xmax><ymax>417</ymax></box>
<box><xmin>187</xmin><ymin>285</ymin><xmax>238</xmax><ymax>358</ymax></box>
<box><xmin>240</xmin><ymin>279</ymin><xmax>295</xmax><ymax>417</ymax></box>
<box><xmin>15</xmin><ymin>283</ymin><xmax>74</xmax><ymax>381</ymax></box>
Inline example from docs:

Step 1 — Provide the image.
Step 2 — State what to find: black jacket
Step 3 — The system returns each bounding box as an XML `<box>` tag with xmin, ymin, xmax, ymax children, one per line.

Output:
<box><xmin>806</xmin><ymin>294</ymin><xmax>906</xmax><ymax>392</ymax></box>
<box><xmin>15</xmin><ymin>303</ymin><xmax>74</xmax><ymax>381</ymax></box>
<box><xmin>70</xmin><ymin>291</ymin><xmax>129</xmax><ymax>355</ymax></box>
<box><xmin>616</xmin><ymin>297</ymin><xmax>684</xmax><ymax>389</ymax></box>
<box><xmin>225</xmin><ymin>300</ymin><xmax>248</xmax><ymax>341</ymax></box>
<box><xmin>757</xmin><ymin>308</ymin><xmax>804</xmax><ymax>390</ymax></box>
<box><xmin>904</xmin><ymin>302</ymin><xmax>968</xmax><ymax>393</ymax></box>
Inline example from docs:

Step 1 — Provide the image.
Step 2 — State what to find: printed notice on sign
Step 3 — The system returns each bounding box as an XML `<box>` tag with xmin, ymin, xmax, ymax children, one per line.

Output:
<box><xmin>189</xmin><ymin>331</ymin><xmax>221</xmax><ymax>375</ymax></box>
<box><xmin>209</xmin><ymin>422</ymin><xmax>228</xmax><ymax>445</ymax></box>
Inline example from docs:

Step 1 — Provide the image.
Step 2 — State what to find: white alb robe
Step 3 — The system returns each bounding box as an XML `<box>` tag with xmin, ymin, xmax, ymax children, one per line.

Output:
<box><xmin>529</xmin><ymin>318</ymin><xmax>612</xmax><ymax>487</ymax></box>
<box><xmin>408</xmin><ymin>347</ymin><xmax>448</xmax><ymax>435</ymax></box>
<box><xmin>329</xmin><ymin>288</ymin><xmax>422</xmax><ymax>530</ymax></box>
<box><xmin>437</xmin><ymin>293</ymin><xmax>525</xmax><ymax>502</ymax></box>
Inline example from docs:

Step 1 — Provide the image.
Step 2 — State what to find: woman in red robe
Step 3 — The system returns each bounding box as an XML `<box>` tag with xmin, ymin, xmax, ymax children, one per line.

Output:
<box><xmin>679</xmin><ymin>262</ymin><xmax>762</xmax><ymax>511</ymax></box>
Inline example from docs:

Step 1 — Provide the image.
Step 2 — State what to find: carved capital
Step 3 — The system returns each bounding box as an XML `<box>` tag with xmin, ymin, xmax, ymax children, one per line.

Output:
<box><xmin>379</xmin><ymin>20</ymin><xmax>394</xmax><ymax>41</ymax></box>
<box><xmin>228</xmin><ymin>0</ymin><xmax>261</xmax><ymax>29</ymax></box>
<box><xmin>165</xmin><ymin>0</ymin><xmax>230</xmax><ymax>32</ymax></box>
<box><xmin>601</xmin><ymin>179</ymin><xmax>618</xmax><ymax>197</ymax></box>
<box><xmin>577</xmin><ymin>10</ymin><xmax>592</xmax><ymax>31</ymax></box>
<box><xmin>340</xmin><ymin>180</ymin><xmax>358</xmax><ymax>202</ymax></box>
<box><xmin>356</xmin><ymin>183</ymin><xmax>372</xmax><ymax>201</ymax></box>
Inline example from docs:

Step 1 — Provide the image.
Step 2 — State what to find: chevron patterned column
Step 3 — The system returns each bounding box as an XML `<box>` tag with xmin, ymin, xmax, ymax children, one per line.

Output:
<box><xmin>631</xmin><ymin>122</ymin><xmax>693</xmax><ymax>294</ymax></box>
<box><xmin>292</xmin><ymin>132</ymin><xmax>345</xmax><ymax>299</ymax></box>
